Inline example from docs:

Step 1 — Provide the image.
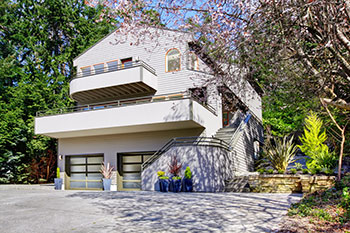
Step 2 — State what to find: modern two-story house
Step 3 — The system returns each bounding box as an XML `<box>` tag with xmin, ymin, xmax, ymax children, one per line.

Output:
<box><xmin>35</xmin><ymin>26</ymin><xmax>263</xmax><ymax>192</ymax></box>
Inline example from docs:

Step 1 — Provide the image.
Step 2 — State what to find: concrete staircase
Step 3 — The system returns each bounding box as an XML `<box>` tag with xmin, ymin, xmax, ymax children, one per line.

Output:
<box><xmin>213</xmin><ymin>127</ymin><xmax>239</xmax><ymax>144</ymax></box>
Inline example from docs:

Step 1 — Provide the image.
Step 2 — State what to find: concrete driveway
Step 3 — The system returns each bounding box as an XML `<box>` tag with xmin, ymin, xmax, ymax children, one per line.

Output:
<box><xmin>0</xmin><ymin>188</ymin><xmax>301</xmax><ymax>233</ymax></box>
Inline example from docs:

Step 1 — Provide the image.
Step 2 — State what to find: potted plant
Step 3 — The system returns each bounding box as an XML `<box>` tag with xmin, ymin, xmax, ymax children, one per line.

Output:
<box><xmin>157</xmin><ymin>170</ymin><xmax>169</xmax><ymax>192</ymax></box>
<box><xmin>168</xmin><ymin>156</ymin><xmax>182</xmax><ymax>192</ymax></box>
<box><xmin>54</xmin><ymin>167</ymin><xmax>63</xmax><ymax>190</ymax></box>
<box><xmin>182</xmin><ymin>167</ymin><xmax>193</xmax><ymax>192</ymax></box>
<box><xmin>100</xmin><ymin>162</ymin><xmax>113</xmax><ymax>191</ymax></box>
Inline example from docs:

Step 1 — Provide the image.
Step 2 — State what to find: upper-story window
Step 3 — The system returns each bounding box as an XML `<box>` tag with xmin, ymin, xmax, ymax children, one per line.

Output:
<box><xmin>188</xmin><ymin>52</ymin><xmax>199</xmax><ymax>70</ymax></box>
<box><xmin>93</xmin><ymin>63</ymin><xmax>104</xmax><ymax>75</ymax></box>
<box><xmin>166</xmin><ymin>48</ymin><xmax>181</xmax><ymax>72</ymax></box>
<box><xmin>81</xmin><ymin>66</ymin><xmax>91</xmax><ymax>77</ymax></box>
<box><xmin>107</xmin><ymin>60</ymin><xmax>118</xmax><ymax>72</ymax></box>
<box><xmin>121</xmin><ymin>57</ymin><xmax>133</xmax><ymax>68</ymax></box>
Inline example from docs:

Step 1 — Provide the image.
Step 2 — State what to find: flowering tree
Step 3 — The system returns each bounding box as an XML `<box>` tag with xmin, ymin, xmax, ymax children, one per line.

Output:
<box><xmin>86</xmin><ymin>0</ymin><xmax>349</xmax><ymax>176</ymax></box>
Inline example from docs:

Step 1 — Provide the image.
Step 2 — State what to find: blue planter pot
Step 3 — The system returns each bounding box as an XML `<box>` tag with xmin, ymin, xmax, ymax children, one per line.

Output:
<box><xmin>182</xmin><ymin>178</ymin><xmax>193</xmax><ymax>192</ymax></box>
<box><xmin>102</xmin><ymin>178</ymin><xmax>111</xmax><ymax>191</ymax></box>
<box><xmin>171</xmin><ymin>179</ymin><xmax>182</xmax><ymax>192</ymax></box>
<box><xmin>159</xmin><ymin>179</ymin><xmax>169</xmax><ymax>192</ymax></box>
<box><xmin>54</xmin><ymin>178</ymin><xmax>63</xmax><ymax>190</ymax></box>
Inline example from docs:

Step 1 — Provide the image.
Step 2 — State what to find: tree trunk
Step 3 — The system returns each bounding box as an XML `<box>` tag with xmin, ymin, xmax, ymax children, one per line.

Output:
<box><xmin>338</xmin><ymin>129</ymin><xmax>346</xmax><ymax>181</ymax></box>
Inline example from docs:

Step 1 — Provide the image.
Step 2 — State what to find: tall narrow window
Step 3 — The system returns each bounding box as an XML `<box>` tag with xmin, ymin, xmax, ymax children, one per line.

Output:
<box><xmin>81</xmin><ymin>66</ymin><xmax>91</xmax><ymax>77</ymax></box>
<box><xmin>188</xmin><ymin>52</ymin><xmax>199</xmax><ymax>70</ymax></box>
<box><xmin>166</xmin><ymin>48</ymin><xmax>181</xmax><ymax>72</ymax></box>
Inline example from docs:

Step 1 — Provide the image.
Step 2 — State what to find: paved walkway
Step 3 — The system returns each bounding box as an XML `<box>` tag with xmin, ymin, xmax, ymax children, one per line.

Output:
<box><xmin>0</xmin><ymin>189</ymin><xmax>301</xmax><ymax>233</ymax></box>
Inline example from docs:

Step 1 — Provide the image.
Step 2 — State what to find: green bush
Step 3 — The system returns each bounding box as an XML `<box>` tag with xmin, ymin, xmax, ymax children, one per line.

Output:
<box><xmin>184</xmin><ymin>167</ymin><xmax>192</xmax><ymax>179</ymax></box>
<box><xmin>57</xmin><ymin>167</ymin><xmax>60</xmax><ymax>179</ymax></box>
<box><xmin>294</xmin><ymin>162</ymin><xmax>303</xmax><ymax>171</ymax></box>
<box><xmin>302</xmin><ymin>169</ymin><xmax>309</xmax><ymax>174</ymax></box>
<box><xmin>267</xmin><ymin>169</ymin><xmax>274</xmax><ymax>174</ymax></box>
<box><xmin>290</xmin><ymin>168</ymin><xmax>297</xmax><ymax>174</ymax></box>
<box><xmin>257</xmin><ymin>168</ymin><xmax>265</xmax><ymax>174</ymax></box>
<box><xmin>299</xmin><ymin>112</ymin><xmax>337</xmax><ymax>173</ymax></box>
<box><xmin>264</xmin><ymin>135</ymin><xmax>298</xmax><ymax>172</ymax></box>
<box><xmin>278</xmin><ymin>169</ymin><xmax>284</xmax><ymax>174</ymax></box>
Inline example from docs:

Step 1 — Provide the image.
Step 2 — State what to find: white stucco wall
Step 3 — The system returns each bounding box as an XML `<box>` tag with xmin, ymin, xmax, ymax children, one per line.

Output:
<box><xmin>141</xmin><ymin>145</ymin><xmax>233</xmax><ymax>192</ymax></box>
<box><xmin>35</xmin><ymin>98</ymin><xmax>221</xmax><ymax>138</ymax></box>
<box><xmin>58</xmin><ymin>128</ymin><xmax>203</xmax><ymax>191</ymax></box>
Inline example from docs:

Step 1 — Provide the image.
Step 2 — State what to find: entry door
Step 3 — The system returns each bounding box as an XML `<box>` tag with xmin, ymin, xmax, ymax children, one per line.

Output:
<box><xmin>117</xmin><ymin>153</ymin><xmax>153</xmax><ymax>191</ymax></box>
<box><xmin>66</xmin><ymin>155</ymin><xmax>103</xmax><ymax>190</ymax></box>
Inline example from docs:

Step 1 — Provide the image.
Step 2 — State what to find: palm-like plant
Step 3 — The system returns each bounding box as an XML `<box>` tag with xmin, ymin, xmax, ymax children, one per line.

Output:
<box><xmin>264</xmin><ymin>136</ymin><xmax>298</xmax><ymax>172</ymax></box>
<box><xmin>100</xmin><ymin>162</ymin><xmax>114</xmax><ymax>179</ymax></box>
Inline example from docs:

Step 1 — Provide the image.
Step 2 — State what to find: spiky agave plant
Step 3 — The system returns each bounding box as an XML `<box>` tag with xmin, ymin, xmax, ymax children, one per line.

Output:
<box><xmin>100</xmin><ymin>162</ymin><xmax>114</xmax><ymax>179</ymax></box>
<box><xmin>264</xmin><ymin>136</ymin><xmax>298</xmax><ymax>172</ymax></box>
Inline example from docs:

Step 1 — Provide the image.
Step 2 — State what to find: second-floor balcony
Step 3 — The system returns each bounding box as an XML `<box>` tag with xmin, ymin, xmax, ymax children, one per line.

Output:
<box><xmin>35</xmin><ymin>92</ymin><xmax>219</xmax><ymax>139</ymax></box>
<box><xmin>70</xmin><ymin>60</ymin><xmax>157</xmax><ymax>104</ymax></box>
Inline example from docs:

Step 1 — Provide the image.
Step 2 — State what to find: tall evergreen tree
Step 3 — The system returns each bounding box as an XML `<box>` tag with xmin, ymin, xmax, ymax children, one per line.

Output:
<box><xmin>0</xmin><ymin>0</ymin><xmax>116</xmax><ymax>183</ymax></box>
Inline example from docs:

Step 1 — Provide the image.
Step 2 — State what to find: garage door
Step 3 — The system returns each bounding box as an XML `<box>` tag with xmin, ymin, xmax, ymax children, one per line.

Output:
<box><xmin>117</xmin><ymin>152</ymin><xmax>153</xmax><ymax>191</ymax></box>
<box><xmin>66</xmin><ymin>154</ymin><xmax>103</xmax><ymax>190</ymax></box>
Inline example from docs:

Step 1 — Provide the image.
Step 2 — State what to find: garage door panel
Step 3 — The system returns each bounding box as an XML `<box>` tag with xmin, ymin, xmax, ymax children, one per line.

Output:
<box><xmin>87</xmin><ymin>165</ymin><xmax>101</xmax><ymax>172</ymax></box>
<box><xmin>70</xmin><ymin>181</ymin><xmax>86</xmax><ymax>188</ymax></box>
<box><xmin>70</xmin><ymin>157</ymin><xmax>86</xmax><ymax>164</ymax></box>
<box><xmin>67</xmin><ymin>154</ymin><xmax>103</xmax><ymax>190</ymax></box>
<box><xmin>88</xmin><ymin>157</ymin><xmax>103</xmax><ymax>163</ymax></box>
<box><xmin>71</xmin><ymin>165</ymin><xmax>86</xmax><ymax>172</ymax></box>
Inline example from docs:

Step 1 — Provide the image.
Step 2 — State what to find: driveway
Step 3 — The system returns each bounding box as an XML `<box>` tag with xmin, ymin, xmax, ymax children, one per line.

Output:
<box><xmin>0</xmin><ymin>189</ymin><xmax>301</xmax><ymax>233</ymax></box>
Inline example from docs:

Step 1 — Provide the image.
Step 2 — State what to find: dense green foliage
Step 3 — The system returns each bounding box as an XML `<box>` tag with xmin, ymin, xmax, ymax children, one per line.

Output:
<box><xmin>299</xmin><ymin>112</ymin><xmax>338</xmax><ymax>174</ymax></box>
<box><xmin>0</xmin><ymin>0</ymin><xmax>116</xmax><ymax>183</ymax></box>
<box><xmin>288</xmin><ymin>176</ymin><xmax>350</xmax><ymax>224</ymax></box>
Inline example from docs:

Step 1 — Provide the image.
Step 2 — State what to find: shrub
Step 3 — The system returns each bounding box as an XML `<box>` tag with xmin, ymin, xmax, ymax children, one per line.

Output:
<box><xmin>257</xmin><ymin>168</ymin><xmax>265</xmax><ymax>174</ymax></box>
<box><xmin>278</xmin><ymin>169</ymin><xmax>284</xmax><ymax>174</ymax></box>
<box><xmin>302</xmin><ymin>169</ymin><xmax>309</xmax><ymax>174</ymax></box>
<box><xmin>264</xmin><ymin>135</ymin><xmax>298</xmax><ymax>172</ymax></box>
<box><xmin>290</xmin><ymin>168</ymin><xmax>297</xmax><ymax>174</ymax></box>
<box><xmin>267</xmin><ymin>169</ymin><xmax>274</xmax><ymax>174</ymax></box>
<box><xmin>157</xmin><ymin>171</ymin><xmax>165</xmax><ymax>177</ymax></box>
<box><xmin>341</xmin><ymin>187</ymin><xmax>350</xmax><ymax>209</ymax></box>
<box><xmin>299</xmin><ymin>112</ymin><xmax>337</xmax><ymax>172</ymax></box>
<box><xmin>56</xmin><ymin>167</ymin><xmax>60</xmax><ymax>179</ymax></box>
<box><xmin>295</xmin><ymin>162</ymin><xmax>303</xmax><ymax>171</ymax></box>
<box><xmin>184</xmin><ymin>167</ymin><xmax>192</xmax><ymax>179</ymax></box>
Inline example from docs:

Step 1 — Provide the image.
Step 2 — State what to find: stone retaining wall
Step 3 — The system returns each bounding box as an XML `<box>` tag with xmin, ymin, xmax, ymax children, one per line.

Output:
<box><xmin>225</xmin><ymin>174</ymin><xmax>335</xmax><ymax>193</ymax></box>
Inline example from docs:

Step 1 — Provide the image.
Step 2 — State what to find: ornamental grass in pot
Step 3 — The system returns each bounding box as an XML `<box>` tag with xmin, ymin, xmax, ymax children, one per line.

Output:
<box><xmin>168</xmin><ymin>156</ymin><xmax>182</xmax><ymax>192</ymax></box>
<box><xmin>100</xmin><ymin>162</ymin><xmax>113</xmax><ymax>191</ymax></box>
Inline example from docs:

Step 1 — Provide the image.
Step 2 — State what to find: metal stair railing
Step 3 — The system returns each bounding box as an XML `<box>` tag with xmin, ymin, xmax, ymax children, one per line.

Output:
<box><xmin>141</xmin><ymin>136</ymin><xmax>230</xmax><ymax>171</ymax></box>
<box><xmin>228</xmin><ymin>113</ymin><xmax>252</xmax><ymax>150</ymax></box>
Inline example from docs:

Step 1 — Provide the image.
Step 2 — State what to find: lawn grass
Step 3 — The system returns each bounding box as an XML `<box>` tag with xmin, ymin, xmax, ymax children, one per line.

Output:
<box><xmin>278</xmin><ymin>175</ymin><xmax>350</xmax><ymax>232</ymax></box>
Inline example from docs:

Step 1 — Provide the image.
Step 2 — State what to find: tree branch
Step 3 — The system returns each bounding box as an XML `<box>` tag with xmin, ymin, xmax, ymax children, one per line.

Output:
<box><xmin>321</xmin><ymin>98</ymin><xmax>350</xmax><ymax>111</ymax></box>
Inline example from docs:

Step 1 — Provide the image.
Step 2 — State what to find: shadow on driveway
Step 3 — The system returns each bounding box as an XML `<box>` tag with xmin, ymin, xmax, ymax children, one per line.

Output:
<box><xmin>66</xmin><ymin>191</ymin><xmax>302</xmax><ymax>232</ymax></box>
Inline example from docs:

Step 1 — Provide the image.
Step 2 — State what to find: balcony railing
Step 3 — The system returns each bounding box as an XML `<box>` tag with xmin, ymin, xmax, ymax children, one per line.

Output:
<box><xmin>36</xmin><ymin>91</ymin><xmax>217</xmax><ymax>117</ymax></box>
<box><xmin>73</xmin><ymin>60</ymin><xmax>157</xmax><ymax>80</ymax></box>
